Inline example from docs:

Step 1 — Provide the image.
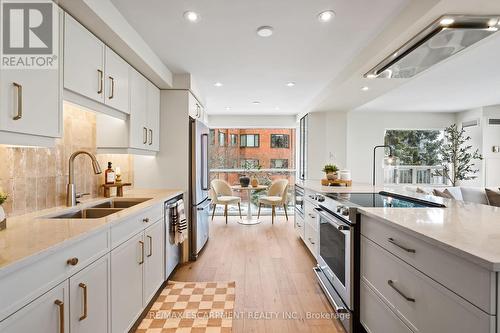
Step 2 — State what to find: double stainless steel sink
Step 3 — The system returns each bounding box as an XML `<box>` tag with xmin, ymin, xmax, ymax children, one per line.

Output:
<box><xmin>46</xmin><ymin>198</ymin><xmax>152</xmax><ymax>219</ymax></box>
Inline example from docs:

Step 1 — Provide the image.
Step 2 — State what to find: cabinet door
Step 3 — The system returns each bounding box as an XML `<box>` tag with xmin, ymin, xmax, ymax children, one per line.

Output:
<box><xmin>188</xmin><ymin>92</ymin><xmax>201</xmax><ymax>118</ymax></box>
<box><xmin>129</xmin><ymin>69</ymin><xmax>148</xmax><ymax>149</ymax></box>
<box><xmin>0</xmin><ymin>280</ymin><xmax>69</xmax><ymax>333</ymax></box>
<box><xmin>0</xmin><ymin>10</ymin><xmax>61</xmax><ymax>138</ymax></box>
<box><xmin>104</xmin><ymin>48</ymin><xmax>130</xmax><ymax>113</ymax></box>
<box><xmin>110</xmin><ymin>233</ymin><xmax>144</xmax><ymax>333</ymax></box>
<box><xmin>70</xmin><ymin>254</ymin><xmax>110</xmax><ymax>333</ymax></box>
<box><xmin>64</xmin><ymin>14</ymin><xmax>105</xmax><ymax>103</ymax></box>
<box><xmin>146</xmin><ymin>81</ymin><xmax>160</xmax><ymax>151</ymax></box>
<box><xmin>144</xmin><ymin>220</ymin><xmax>165</xmax><ymax>304</ymax></box>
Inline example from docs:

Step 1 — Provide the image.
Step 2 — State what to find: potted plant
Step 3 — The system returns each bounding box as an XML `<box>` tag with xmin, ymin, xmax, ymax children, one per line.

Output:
<box><xmin>322</xmin><ymin>164</ymin><xmax>339</xmax><ymax>180</ymax></box>
<box><xmin>0</xmin><ymin>190</ymin><xmax>7</xmax><ymax>231</ymax></box>
<box><xmin>239</xmin><ymin>161</ymin><xmax>254</xmax><ymax>187</ymax></box>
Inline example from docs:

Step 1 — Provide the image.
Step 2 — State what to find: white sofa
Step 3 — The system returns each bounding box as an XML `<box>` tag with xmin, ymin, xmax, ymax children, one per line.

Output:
<box><xmin>405</xmin><ymin>186</ymin><xmax>491</xmax><ymax>205</ymax></box>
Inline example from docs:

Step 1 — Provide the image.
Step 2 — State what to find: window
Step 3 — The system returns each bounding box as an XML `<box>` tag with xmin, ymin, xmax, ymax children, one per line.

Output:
<box><xmin>230</xmin><ymin>134</ymin><xmax>238</xmax><ymax>146</ymax></box>
<box><xmin>271</xmin><ymin>134</ymin><xmax>289</xmax><ymax>148</ymax></box>
<box><xmin>241</xmin><ymin>159</ymin><xmax>260</xmax><ymax>168</ymax></box>
<box><xmin>218</xmin><ymin>131</ymin><xmax>226</xmax><ymax>147</ymax></box>
<box><xmin>270</xmin><ymin>159</ymin><xmax>288</xmax><ymax>169</ymax></box>
<box><xmin>209</xmin><ymin>129</ymin><xmax>215</xmax><ymax>145</ymax></box>
<box><xmin>240</xmin><ymin>134</ymin><xmax>260</xmax><ymax>147</ymax></box>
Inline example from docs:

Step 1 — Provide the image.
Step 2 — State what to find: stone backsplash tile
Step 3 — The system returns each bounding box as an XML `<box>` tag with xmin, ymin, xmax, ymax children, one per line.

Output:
<box><xmin>0</xmin><ymin>104</ymin><xmax>134</xmax><ymax>217</ymax></box>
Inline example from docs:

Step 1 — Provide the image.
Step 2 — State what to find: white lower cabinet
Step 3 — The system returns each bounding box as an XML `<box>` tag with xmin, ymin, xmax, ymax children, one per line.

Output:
<box><xmin>361</xmin><ymin>235</ymin><xmax>495</xmax><ymax>333</ymax></box>
<box><xmin>69</xmin><ymin>254</ymin><xmax>110</xmax><ymax>333</ymax></box>
<box><xmin>111</xmin><ymin>232</ymin><xmax>144</xmax><ymax>333</ymax></box>
<box><xmin>111</xmin><ymin>218</ymin><xmax>165</xmax><ymax>333</ymax></box>
<box><xmin>0</xmin><ymin>280</ymin><xmax>69</xmax><ymax>333</ymax></box>
<box><xmin>144</xmin><ymin>220</ymin><xmax>165</xmax><ymax>305</ymax></box>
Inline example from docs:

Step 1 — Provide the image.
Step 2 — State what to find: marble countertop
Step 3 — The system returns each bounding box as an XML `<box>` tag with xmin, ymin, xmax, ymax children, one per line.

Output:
<box><xmin>0</xmin><ymin>188</ymin><xmax>184</xmax><ymax>273</ymax></box>
<box><xmin>297</xmin><ymin>180</ymin><xmax>500</xmax><ymax>271</ymax></box>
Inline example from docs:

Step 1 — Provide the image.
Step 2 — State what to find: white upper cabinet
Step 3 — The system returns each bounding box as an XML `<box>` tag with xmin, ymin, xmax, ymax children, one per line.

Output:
<box><xmin>0</xmin><ymin>8</ymin><xmax>62</xmax><ymax>142</ymax></box>
<box><xmin>129</xmin><ymin>68</ymin><xmax>148</xmax><ymax>150</ymax></box>
<box><xmin>64</xmin><ymin>14</ymin><xmax>105</xmax><ymax>104</ymax></box>
<box><xmin>104</xmin><ymin>48</ymin><xmax>130</xmax><ymax>114</ymax></box>
<box><xmin>188</xmin><ymin>92</ymin><xmax>203</xmax><ymax>119</ymax></box>
<box><xmin>146</xmin><ymin>80</ymin><xmax>160</xmax><ymax>152</ymax></box>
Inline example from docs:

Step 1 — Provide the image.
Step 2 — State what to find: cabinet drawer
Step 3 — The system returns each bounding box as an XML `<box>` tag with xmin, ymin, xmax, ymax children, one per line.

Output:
<box><xmin>304</xmin><ymin>202</ymin><xmax>318</xmax><ymax>231</ymax></box>
<box><xmin>361</xmin><ymin>236</ymin><xmax>494</xmax><ymax>333</ymax></box>
<box><xmin>360</xmin><ymin>280</ymin><xmax>412</xmax><ymax>333</ymax></box>
<box><xmin>111</xmin><ymin>204</ymin><xmax>163</xmax><ymax>248</ymax></box>
<box><xmin>304</xmin><ymin>220</ymin><xmax>318</xmax><ymax>258</ymax></box>
<box><xmin>0</xmin><ymin>230</ymin><xmax>108</xmax><ymax>320</ymax></box>
<box><xmin>294</xmin><ymin>213</ymin><xmax>305</xmax><ymax>240</ymax></box>
<box><xmin>360</xmin><ymin>215</ymin><xmax>495</xmax><ymax>314</ymax></box>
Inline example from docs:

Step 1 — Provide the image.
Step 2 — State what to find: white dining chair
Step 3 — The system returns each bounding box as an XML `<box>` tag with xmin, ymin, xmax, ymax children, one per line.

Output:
<box><xmin>210</xmin><ymin>179</ymin><xmax>242</xmax><ymax>224</ymax></box>
<box><xmin>257</xmin><ymin>179</ymin><xmax>289</xmax><ymax>224</ymax></box>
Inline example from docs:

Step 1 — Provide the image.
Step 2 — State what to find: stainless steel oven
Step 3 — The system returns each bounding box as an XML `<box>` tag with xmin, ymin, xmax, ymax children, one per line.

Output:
<box><xmin>294</xmin><ymin>185</ymin><xmax>305</xmax><ymax>218</ymax></box>
<box><xmin>314</xmin><ymin>205</ymin><xmax>355</xmax><ymax>333</ymax></box>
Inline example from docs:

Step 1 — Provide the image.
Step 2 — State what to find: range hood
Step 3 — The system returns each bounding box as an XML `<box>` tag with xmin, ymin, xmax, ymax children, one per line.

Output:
<box><xmin>365</xmin><ymin>15</ymin><xmax>500</xmax><ymax>79</ymax></box>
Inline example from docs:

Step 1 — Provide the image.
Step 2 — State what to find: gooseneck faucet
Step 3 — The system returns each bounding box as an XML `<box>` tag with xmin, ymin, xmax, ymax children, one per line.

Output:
<box><xmin>66</xmin><ymin>151</ymin><xmax>102</xmax><ymax>207</ymax></box>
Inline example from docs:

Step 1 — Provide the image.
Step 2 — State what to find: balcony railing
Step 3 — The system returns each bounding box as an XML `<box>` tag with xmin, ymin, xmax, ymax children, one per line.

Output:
<box><xmin>384</xmin><ymin>165</ymin><xmax>447</xmax><ymax>185</ymax></box>
<box><xmin>209</xmin><ymin>168</ymin><xmax>296</xmax><ymax>216</ymax></box>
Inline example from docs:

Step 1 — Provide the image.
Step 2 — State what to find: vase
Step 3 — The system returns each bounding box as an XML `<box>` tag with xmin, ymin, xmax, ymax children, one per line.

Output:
<box><xmin>326</xmin><ymin>172</ymin><xmax>338</xmax><ymax>181</ymax></box>
<box><xmin>239</xmin><ymin>176</ymin><xmax>250</xmax><ymax>187</ymax></box>
<box><xmin>251</xmin><ymin>177</ymin><xmax>259</xmax><ymax>187</ymax></box>
<box><xmin>0</xmin><ymin>206</ymin><xmax>6</xmax><ymax>231</ymax></box>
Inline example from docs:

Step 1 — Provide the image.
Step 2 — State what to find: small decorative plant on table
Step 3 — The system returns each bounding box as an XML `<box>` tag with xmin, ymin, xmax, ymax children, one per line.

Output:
<box><xmin>240</xmin><ymin>161</ymin><xmax>262</xmax><ymax>187</ymax></box>
<box><xmin>0</xmin><ymin>190</ymin><xmax>8</xmax><ymax>231</ymax></box>
<box><xmin>322</xmin><ymin>164</ymin><xmax>339</xmax><ymax>180</ymax></box>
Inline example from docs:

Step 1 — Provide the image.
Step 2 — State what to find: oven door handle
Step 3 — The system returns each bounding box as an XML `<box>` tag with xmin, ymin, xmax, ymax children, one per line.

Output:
<box><xmin>314</xmin><ymin>207</ymin><xmax>351</xmax><ymax>231</ymax></box>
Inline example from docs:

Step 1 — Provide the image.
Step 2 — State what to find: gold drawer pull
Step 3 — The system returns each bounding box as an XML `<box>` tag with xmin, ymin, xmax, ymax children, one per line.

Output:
<box><xmin>55</xmin><ymin>299</ymin><xmax>64</xmax><ymax>333</ymax></box>
<box><xmin>66</xmin><ymin>257</ymin><xmax>79</xmax><ymax>266</ymax></box>
<box><xmin>147</xmin><ymin>235</ymin><xmax>153</xmax><ymax>257</ymax></box>
<box><xmin>138</xmin><ymin>241</ymin><xmax>144</xmax><ymax>265</ymax></box>
<box><xmin>13</xmin><ymin>82</ymin><xmax>22</xmax><ymax>120</ymax></box>
<box><xmin>108</xmin><ymin>76</ymin><xmax>114</xmax><ymax>99</ymax></box>
<box><xmin>78</xmin><ymin>283</ymin><xmax>88</xmax><ymax>321</ymax></box>
<box><xmin>97</xmin><ymin>69</ymin><xmax>103</xmax><ymax>94</ymax></box>
<box><xmin>143</xmin><ymin>127</ymin><xmax>148</xmax><ymax>144</ymax></box>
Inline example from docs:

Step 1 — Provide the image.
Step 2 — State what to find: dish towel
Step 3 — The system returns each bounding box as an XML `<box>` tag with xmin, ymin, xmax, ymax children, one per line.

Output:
<box><xmin>172</xmin><ymin>199</ymin><xmax>187</xmax><ymax>244</ymax></box>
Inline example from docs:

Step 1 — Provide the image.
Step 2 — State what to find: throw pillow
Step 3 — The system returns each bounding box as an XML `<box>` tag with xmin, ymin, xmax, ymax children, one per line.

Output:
<box><xmin>485</xmin><ymin>189</ymin><xmax>500</xmax><ymax>207</ymax></box>
<box><xmin>433</xmin><ymin>189</ymin><xmax>455</xmax><ymax>199</ymax></box>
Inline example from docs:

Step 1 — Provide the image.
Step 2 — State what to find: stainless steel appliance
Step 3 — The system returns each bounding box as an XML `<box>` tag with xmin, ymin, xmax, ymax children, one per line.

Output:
<box><xmin>164</xmin><ymin>194</ymin><xmax>184</xmax><ymax>279</ymax></box>
<box><xmin>189</xmin><ymin>118</ymin><xmax>211</xmax><ymax>260</ymax></box>
<box><xmin>294</xmin><ymin>185</ymin><xmax>305</xmax><ymax>219</ymax></box>
<box><xmin>313</xmin><ymin>191</ymin><xmax>445</xmax><ymax>333</ymax></box>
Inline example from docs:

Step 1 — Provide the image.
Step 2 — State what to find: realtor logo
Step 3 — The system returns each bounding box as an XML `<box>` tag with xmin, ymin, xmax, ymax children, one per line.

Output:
<box><xmin>1</xmin><ymin>0</ymin><xmax>58</xmax><ymax>69</ymax></box>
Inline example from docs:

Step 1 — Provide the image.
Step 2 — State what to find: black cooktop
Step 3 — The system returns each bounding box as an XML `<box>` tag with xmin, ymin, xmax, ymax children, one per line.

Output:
<box><xmin>325</xmin><ymin>191</ymin><xmax>446</xmax><ymax>208</ymax></box>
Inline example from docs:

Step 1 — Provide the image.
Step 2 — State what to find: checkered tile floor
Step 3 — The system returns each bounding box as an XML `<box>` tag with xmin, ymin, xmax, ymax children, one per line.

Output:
<box><xmin>135</xmin><ymin>281</ymin><xmax>236</xmax><ymax>333</ymax></box>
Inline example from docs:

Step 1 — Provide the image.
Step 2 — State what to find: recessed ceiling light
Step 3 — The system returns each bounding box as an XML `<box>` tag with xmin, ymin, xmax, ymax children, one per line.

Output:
<box><xmin>275</xmin><ymin>106</ymin><xmax>280</xmax><ymax>110</ymax></box>
<box><xmin>318</xmin><ymin>10</ymin><xmax>335</xmax><ymax>23</ymax></box>
<box><xmin>361</xmin><ymin>86</ymin><xmax>369</xmax><ymax>91</ymax></box>
<box><xmin>256</xmin><ymin>26</ymin><xmax>273</xmax><ymax>37</ymax></box>
<box><xmin>183</xmin><ymin>11</ymin><xmax>200</xmax><ymax>22</ymax></box>
<box><xmin>252</xmin><ymin>101</ymin><xmax>261</xmax><ymax>105</ymax></box>
<box><xmin>439</xmin><ymin>18</ymin><xmax>455</xmax><ymax>26</ymax></box>
<box><xmin>225</xmin><ymin>107</ymin><xmax>231</xmax><ymax>111</ymax></box>
<box><xmin>214</xmin><ymin>82</ymin><xmax>223</xmax><ymax>87</ymax></box>
<box><xmin>286</xmin><ymin>82</ymin><xmax>296</xmax><ymax>87</ymax></box>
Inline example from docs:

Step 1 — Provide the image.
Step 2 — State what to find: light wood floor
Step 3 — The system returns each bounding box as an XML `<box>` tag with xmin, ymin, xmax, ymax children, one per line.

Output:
<box><xmin>172</xmin><ymin>215</ymin><xmax>344</xmax><ymax>333</ymax></box>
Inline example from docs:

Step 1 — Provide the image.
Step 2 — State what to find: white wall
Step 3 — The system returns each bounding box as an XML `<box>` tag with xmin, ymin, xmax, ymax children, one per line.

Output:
<box><xmin>208</xmin><ymin>115</ymin><xmax>297</xmax><ymax>129</ymax></box>
<box><xmin>482</xmin><ymin>106</ymin><xmax>500</xmax><ymax>187</ymax></box>
<box><xmin>455</xmin><ymin>108</ymin><xmax>484</xmax><ymax>187</ymax></box>
<box><xmin>346</xmin><ymin>111</ymin><xmax>456</xmax><ymax>184</ymax></box>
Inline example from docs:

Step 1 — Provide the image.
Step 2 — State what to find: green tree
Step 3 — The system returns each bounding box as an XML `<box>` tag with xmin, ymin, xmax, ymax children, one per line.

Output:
<box><xmin>434</xmin><ymin>124</ymin><xmax>483</xmax><ymax>186</ymax></box>
<box><xmin>384</xmin><ymin>130</ymin><xmax>443</xmax><ymax>165</ymax></box>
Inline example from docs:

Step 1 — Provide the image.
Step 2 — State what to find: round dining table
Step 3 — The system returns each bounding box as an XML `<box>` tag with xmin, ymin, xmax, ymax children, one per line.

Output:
<box><xmin>231</xmin><ymin>184</ymin><xmax>268</xmax><ymax>225</ymax></box>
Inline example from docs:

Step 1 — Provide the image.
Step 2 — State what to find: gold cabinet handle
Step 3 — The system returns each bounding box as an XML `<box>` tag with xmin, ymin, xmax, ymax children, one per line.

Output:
<box><xmin>78</xmin><ymin>283</ymin><xmax>88</xmax><ymax>321</ymax></box>
<box><xmin>54</xmin><ymin>299</ymin><xmax>65</xmax><ymax>333</ymax></box>
<box><xmin>13</xmin><ymin>82</ymin><xmax>22</xmax><ymax>120</ymax></box>
<box><xmin>149</xmin><ymin>129</ymin><xmax>153</xmax><ymax>145</ymax></box>
<box><xmin>147</xmin><ymin>235</ymin><xmax>153</xmax><ymax>257</ymax></box>
<box><xmin>143</xmin><ymin>127</ymin><xmax>148</xmax><ymax>144</ymax></box>
<box><xmin>138</xmin><ymin>241</ymin><xmax>144</xmax><ymax>265</ymax></box>
<box><xmin>108</xmin><ymin>76</ymin><xmax>114</xmax><ymax>99</ymax></box>
<box><xmin>66</xmin><ymin>257</ymin><xmax>79</xmax><ymax>266</ymax></box>
<box><xmin>97</xmin><ymin>69</ymin><xmax>103</xmax><ymax>94</ymax></box>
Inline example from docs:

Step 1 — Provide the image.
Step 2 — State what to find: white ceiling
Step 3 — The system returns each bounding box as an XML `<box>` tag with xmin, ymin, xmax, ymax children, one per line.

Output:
<box><xmin>111</xmin><ymin>0</ymin><xmax>409</xmax><ymax>115</ymax></box>
<box><xmin>356</xmin><ymin>31</ymin><xmax>500</xmax><ymax>113</ymax></box>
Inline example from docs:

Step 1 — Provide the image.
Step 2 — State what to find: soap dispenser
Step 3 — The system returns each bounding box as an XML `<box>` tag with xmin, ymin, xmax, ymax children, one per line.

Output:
<box><xmin>105</xmin><ymin>162</ymin><xmax>116</xmax><ymax>184</ymax></box>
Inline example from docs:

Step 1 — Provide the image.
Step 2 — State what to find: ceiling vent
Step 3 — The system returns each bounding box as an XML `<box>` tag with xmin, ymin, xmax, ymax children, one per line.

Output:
<box><xmin>462</xmin><ymin>119</ymin><xmax>479</xmax><ymax>128</ymax></box>
<box><xmin>488</xmin><ymin>118</ymin><xmax>500</xmax><ymax>125</ymax></box>
<box><xmin>365</xmin><ymin>15</ymin><xmax>500</xmax><ymax>79</ymax></box>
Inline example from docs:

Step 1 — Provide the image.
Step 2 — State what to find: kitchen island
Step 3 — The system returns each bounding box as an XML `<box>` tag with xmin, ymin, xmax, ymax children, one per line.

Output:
<box><xmin>297</xmin><ymin>180</ymin><xmax>500</xmax><ymax>333</ymax></box>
